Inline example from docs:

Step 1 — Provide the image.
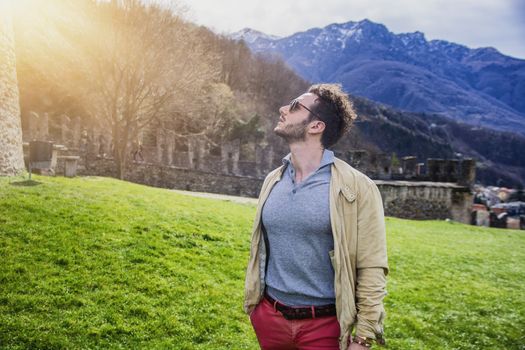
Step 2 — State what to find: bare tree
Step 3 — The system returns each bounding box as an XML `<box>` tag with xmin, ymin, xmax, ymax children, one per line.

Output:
<box><xmin>80</xmin><ymin>0</ymin><xmax>218</xmax><ymax>178</ymax></box>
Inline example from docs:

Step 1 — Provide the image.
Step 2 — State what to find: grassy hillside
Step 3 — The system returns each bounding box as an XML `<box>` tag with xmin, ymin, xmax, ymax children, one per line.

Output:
<box><xmin>1</xmin><ymin>176</ymin><xmax>524</xmax><ymax>349</ymax></box>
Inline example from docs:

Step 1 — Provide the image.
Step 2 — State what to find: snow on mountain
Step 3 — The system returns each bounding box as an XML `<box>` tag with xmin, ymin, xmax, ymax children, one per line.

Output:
<box><xmin>229</xmin><ymin>28</ymin><xmax>280</xmax><ymax>44</ymax></box>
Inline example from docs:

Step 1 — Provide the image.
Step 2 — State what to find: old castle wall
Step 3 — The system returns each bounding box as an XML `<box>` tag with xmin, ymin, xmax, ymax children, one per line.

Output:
<box><xmin>376</xmin><ymin>180</ymin><xmax>473</xmax><ymax>223</ymax></box>
<box><xmin>69</xmin><ymin>157</ymin><xmax>473</xmax><ymax>223</ymax></box>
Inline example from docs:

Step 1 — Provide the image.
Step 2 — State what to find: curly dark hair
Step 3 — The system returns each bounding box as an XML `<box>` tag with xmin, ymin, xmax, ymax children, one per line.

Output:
<box><xmin>307</xmin><ymin>83</ymin><xmax>357</xmax><ymax>148</ymax></box>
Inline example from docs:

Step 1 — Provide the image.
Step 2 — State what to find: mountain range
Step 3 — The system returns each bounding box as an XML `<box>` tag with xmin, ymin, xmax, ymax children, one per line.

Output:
<box><xmin>232</xmin><ymin>20</ymin><xmax>525</xmax><ymax>136</ymax></box>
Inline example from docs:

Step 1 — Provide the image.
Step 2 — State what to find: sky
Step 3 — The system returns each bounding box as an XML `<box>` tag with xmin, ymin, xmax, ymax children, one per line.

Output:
<box><xmin>179</xmin><ymin>0</ymin><xmax>525</xmax><ymax>59</ymax></box>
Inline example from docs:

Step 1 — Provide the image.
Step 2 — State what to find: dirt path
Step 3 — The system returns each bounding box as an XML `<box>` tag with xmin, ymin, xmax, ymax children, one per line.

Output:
<box><xmin>171</xmin><ymin>189</ymin><xmax>258</xmax><ymax>205</ymax></box>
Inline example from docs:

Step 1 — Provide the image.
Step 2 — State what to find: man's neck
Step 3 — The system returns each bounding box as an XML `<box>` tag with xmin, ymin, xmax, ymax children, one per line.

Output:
<box><xmin>288</xmin><ymin>141</ymin><xmax>324</xmax><ymax>183</ymax></box>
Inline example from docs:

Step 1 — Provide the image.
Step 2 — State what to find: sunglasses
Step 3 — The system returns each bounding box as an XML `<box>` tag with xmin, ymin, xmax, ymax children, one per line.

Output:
<box><xmin>289</xmin><ymin>99</ymin><xmax>322</xmax><ymax>120</ymax></box>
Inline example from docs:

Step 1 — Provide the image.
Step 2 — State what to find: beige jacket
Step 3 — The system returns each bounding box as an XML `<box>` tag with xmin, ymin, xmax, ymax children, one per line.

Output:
<box><xmin>244</xmin><ymin>157</ymin><xmax>389</xmax><ymax>350</ymax></box>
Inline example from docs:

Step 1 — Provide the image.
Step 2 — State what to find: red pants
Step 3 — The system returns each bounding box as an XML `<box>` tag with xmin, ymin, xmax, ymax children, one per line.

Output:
<box><xmin>250</xmin><ymin>297</ymin><xmax>341</xmax><ymax>350</ymax></box>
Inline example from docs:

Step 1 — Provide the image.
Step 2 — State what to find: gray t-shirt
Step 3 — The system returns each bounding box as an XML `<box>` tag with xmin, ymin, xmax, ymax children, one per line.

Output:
<box><xmin>262</xmin><ymin>149</ymin><xmax>335</xmax><ymax>306</ymax></box>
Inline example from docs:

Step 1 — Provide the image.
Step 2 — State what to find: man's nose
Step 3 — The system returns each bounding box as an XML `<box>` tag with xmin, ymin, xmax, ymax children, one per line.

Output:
<box><xmin>279</xmin><ymin>105</ymin><xmax>288</xmax><ymax>115</ymax></box>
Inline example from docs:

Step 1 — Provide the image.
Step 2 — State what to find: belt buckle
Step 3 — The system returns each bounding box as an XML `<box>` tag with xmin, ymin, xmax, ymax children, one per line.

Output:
<box><xmin>281</xmin><ymin>311</ymin><xmax>296</xmax><ymax>320</ymax></box>
<box><xmin>281</xmin><ymin>307</ymin><xmax>311</xmax><ymax>320</ymax></box>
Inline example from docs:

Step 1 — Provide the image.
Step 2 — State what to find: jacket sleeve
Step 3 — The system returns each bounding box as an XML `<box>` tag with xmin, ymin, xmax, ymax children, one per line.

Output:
<box><xmin>355</xmin><ymin>181</ymin><xmax>388</xmax><ymax>341</ymax></box>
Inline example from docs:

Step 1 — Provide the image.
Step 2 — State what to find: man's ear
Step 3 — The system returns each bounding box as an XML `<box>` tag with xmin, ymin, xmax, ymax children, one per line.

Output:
<box><xmin>309</xmin><ymin>120</ymin><xmax>325</xmax><ymax>135</ymax></box>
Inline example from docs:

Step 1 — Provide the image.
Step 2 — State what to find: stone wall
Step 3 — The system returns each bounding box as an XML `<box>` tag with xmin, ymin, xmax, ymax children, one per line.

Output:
<box><xmin>376</xmin><ymin>180</ymin><xmax>473</xmax><ymax>223</ymax></box>
<box><xmin>0</xmin><ymin>3</ymin><xmax>25</xmax><ymax>175</ymax></box>
<box><xmin>73</xmin><ymin>158</ymin><xmax>473</xmax><ymax>223</ymax></box>
<box><xmin>76</xmin><ymin>158</ymin><xmax>265</xmax><ymax>198</ymax></box>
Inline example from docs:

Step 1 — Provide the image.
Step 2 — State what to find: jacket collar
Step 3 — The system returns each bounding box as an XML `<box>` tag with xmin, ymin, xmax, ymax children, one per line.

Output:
<box><xmin>332</xmin><ymin>158</ymin><xmax>357</xmax><ymax>201</ymax></box>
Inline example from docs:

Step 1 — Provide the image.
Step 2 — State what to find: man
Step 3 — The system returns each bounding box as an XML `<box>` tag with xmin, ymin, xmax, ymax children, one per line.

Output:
<box><xmin>244</xmin><ymin>84</ymin><xmax>388</xmax><ymax>350</ymax></box>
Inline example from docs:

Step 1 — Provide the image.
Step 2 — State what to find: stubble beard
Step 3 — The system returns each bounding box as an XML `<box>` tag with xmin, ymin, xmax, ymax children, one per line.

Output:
<box><xmin>274</xmin><ymin>119</ymin><xmax>309</xmax><ymax>144</ymax></box>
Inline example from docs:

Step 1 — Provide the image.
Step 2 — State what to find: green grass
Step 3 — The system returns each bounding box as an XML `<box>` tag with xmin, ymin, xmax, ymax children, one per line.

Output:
<box><xmin>0</xmin><ymin>175</ymin><xmax>524</xmax><ymax>349</ymax></box>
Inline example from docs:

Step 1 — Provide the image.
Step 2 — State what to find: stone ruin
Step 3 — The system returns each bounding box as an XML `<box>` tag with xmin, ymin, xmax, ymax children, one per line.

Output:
<box><xmin>21</xmin><ymin>113</ymin><xmax>280</xmax><ymax>178</ymax></box>
<box><xmin>343</xmin><ymin>150</ymin><xmax>476</xmax><ymax>188</ymax></box>
<box><xmin>21</xmin><ymin>108</ymin><xmax>477</xmax><ymax>189</ymax></box>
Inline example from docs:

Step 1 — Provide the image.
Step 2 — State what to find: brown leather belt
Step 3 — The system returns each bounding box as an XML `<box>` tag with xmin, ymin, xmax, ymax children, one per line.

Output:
<box><xmin>264</xmin><ymin>293</ymin><xmax>337</xmax><ymax>320</ymax></box>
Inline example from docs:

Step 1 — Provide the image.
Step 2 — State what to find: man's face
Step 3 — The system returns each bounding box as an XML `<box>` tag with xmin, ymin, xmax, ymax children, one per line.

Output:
<box><xmin>274</xmin><ymin>93</ymin><xmax>318</xmax><ymax>143</ymax></box>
